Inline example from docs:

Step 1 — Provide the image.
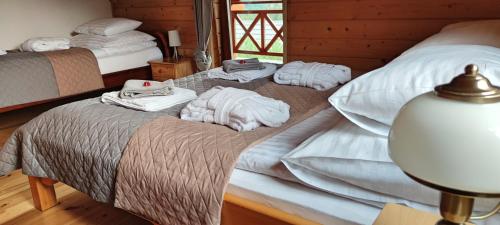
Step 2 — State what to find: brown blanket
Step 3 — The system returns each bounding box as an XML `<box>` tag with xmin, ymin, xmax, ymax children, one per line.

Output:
<box><xmin>0</xmin><ymin>48</ymin><xmax>103</xmax><ymax>108</ymax></box>
<box><xmin>114</xmin><ymin>81</ymin><xmax>333</xmax><ymax>225</ymax></box>
<box><xmin>42</xmin><ymin>48</ymin><xmax>103</xmax><ymax>96</ymax></box>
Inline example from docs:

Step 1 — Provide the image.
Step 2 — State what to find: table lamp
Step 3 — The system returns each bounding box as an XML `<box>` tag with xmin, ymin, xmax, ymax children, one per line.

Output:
<box><xmin>168</xmin><ymin>30</ymin><xmax>182</xmax><ymax>61</ymax></box>
<box><xmin>389</xmin><ymin>64</ymin><xmax>500</xmax><ymax>225</ymax></box>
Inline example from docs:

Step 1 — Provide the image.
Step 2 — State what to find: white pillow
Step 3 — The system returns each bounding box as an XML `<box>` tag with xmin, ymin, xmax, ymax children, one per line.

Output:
<box><xmin>281</xmin><ymin>116</ymin><xmax>440</xmax><ymax>208</ymax></box>
<box><xmin>0</xmin><ymin>49</ymin><xmax>6</xmax><ymax>55</ymax></box>
<box><xmin>281</xmin><ymin>116</ymin><xmax>498</xmax><ymax>211</ymax></box>
<box><xmin>70</xmin><ymin>30</ymin><xmax>155</xmax><ymax>49</ymax></box>
<box><xmin>329</xmin><ymin>44</ymin><xmax>500</xmax><ymax>136</ymax></box>
<box><xmin>75</xmin><ymin>18</ymin><xmax>142</xmax><ymax>36</ymax></box>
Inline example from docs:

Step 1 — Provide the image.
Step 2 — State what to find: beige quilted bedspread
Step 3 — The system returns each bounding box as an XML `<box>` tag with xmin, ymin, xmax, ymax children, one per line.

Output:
<box><xmin>42</xmin><ymin>48</ymin><xmax>104</xmax><ymax>96</ymax></box>
<box><xmin>114</xmin><ymin>81</ymin><xmax>334</xmax><ymax>225</ymax></box>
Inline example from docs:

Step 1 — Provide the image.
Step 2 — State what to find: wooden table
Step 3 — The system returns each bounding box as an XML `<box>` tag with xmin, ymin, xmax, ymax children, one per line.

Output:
<box><xmin>149</xmin><ymin>57</ymin><xmax>194</xmax><ymax>81</ymax></box>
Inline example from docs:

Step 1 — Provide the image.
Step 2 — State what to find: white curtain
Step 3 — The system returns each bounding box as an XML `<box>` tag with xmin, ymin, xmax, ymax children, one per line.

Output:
<box><xmin>193</xmin><ymin>0</ymin><xmax>214</xmax><ymax>71</ymax></box>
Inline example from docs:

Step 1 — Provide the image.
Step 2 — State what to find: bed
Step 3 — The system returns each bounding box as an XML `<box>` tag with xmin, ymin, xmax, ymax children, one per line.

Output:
<box><xmin>13</xmin><ymin>103</ymin><xmax>500</xmax><ymax>225</ymax></box>
<box><xmin>0</xmin><ymin>32</ymin><xmax>167</xmax><ymax>113</ymax></box>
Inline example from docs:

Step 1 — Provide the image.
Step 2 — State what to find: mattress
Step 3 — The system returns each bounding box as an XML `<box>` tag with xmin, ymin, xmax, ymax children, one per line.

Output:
<box><xmin>227</xmin><ymin>169</ymin><xmax>380</xmax><ymax>225</ymax></box>
<box><xmin>96</xmin><ymin>47</ymin><xmax>162</xmax><ymax>74</ymax></box>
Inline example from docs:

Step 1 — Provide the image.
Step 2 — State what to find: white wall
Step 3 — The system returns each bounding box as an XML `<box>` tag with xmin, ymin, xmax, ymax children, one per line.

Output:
<box><xmin>0</xmin><ymin>0</ymin><xmax>112</xmax><ymax>50</ymax></box>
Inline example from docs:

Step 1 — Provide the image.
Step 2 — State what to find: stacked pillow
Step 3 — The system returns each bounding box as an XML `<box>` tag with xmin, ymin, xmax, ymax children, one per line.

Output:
<box><xmin>70</xmin><ymin>18</ymin><xmax>157</xmax><ymax>58</ymax></box>
<box><xmin>329</xmin><ymin>20</ymin><xmax>500</xmax><ymax>136</ymax></box>
<box><xmin>280</xmin><ymin>20</ymin><xmax>500</xmax><ymax>210</ymax></box>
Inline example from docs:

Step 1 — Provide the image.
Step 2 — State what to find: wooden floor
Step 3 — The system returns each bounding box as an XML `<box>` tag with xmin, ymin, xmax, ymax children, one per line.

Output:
<box><xmin>0</xmin><ymin>99</ymin><xmax>152</xmax><ymax>225</ymax></box>
<box><xmin>0</xmin><ymin>170</ymin><xmax>151</xmax><ymax>225</ymax></box>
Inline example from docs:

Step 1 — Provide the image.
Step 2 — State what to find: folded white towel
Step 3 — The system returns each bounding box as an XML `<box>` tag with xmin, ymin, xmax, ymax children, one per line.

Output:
<box><xmin>101</xmin><ymin>87</ymin><xmax>197</xmax><ymax>112</ymax></box>
<box><xmin>181</xmin><ymin>86</ymin><xmax>290</xmax><ymax>131</ymax></box>
<box><xmin>20</xmin><ymin>37</ymin><xmax>70</xmax><ymax>52</ymax></box>
<box><xmin>207</xmin><ymin>63</ymin><xmax>277</xmax><ymax>83</ymax></box>
<box><xmin>120</xmin><ymin>79</ymin><xmax>175</xmax><ymax>99</ymax></box>
<box><xmin>274</xmin><ymin>61</ymin><xmax>351</xmax><ymax>90</ymax></box>
<box><xmin>0</xmin><ymin>49</ymin><xmax>6</xmax><ymax>55</ymax></box>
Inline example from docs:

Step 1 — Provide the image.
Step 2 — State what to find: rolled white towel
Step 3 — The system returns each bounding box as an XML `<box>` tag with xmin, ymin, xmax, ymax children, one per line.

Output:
<box><xmin>20</xmin><ymin>37</ymin><xmax>70</xmax><ymax>52</ymax></box>
<box><xmin>207</xmin><ymin>63</ymin><xmax>277</xmax><ymax>83</ymax></box>
<box><xmin>181</xmin><ymin>86</ymin><xmax>290</xmax><ymax>131</ymax></box>
<box><xmin>101</xmin><ymin>87</ymin><xmax>197</xmax><ymax>112</ymax></box>
<box><xmin>0</xmin><ymin>49</ymin><xmax>6</xmax><ymax>55</ymax></box>
<box><xmin>274</xmin><ymin>61</ymin><xmax>351</xmax><ymax>90</ymax></box>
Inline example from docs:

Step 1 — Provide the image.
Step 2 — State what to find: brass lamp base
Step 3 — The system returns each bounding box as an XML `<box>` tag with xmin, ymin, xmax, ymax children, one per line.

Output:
<box><xmin>436</xmin><ymin>192</ymin><xmax>474</xmax><ymax>225</ymax></box>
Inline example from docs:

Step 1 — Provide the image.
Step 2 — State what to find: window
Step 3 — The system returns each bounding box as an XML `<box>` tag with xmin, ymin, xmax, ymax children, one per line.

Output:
<box><xmin>230</xmin><ymin>0</ymin><xmax>284</xmax><ymax>63</ymax></box>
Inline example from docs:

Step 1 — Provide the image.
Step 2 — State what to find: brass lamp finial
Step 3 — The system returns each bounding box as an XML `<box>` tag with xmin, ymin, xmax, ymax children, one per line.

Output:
<box><xmin>434</xmin><ymin>64</ymin><xmax>500</xmax><ymax>103</ymax></box>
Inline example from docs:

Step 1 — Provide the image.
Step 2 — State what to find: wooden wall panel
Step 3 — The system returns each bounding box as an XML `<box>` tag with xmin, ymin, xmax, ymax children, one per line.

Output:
<box><xmin>111</xmin><ymin>0</ymin><xmax>196</xmax><ymax>56</ymax></box>
<box><xmin>287</xmin><ymin>0</ymin><xmax>500</xmax><ymax>72</ymax></box>
<box><xmin>111</xmin><ymin>0</ymin><xmax>222</xmax><ymax>66</ymax></box>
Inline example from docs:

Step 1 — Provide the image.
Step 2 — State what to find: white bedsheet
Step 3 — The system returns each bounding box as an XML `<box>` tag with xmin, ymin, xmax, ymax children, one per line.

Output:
<box><xmin>97</xmin><ymin>46</ymin><xmax>162</xmax><ymax>74</ymax></box>
<box><xmin>236</xmin><ymin>108</ymin><xmax>342</xmax><ymax>181</ymax></box>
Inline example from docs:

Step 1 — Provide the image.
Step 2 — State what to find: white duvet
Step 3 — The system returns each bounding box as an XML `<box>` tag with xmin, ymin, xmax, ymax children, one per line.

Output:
<box><xmin>90</xmin><ymin>41</ymin><xmax>157</xmax><ymax>58</ymax></box>
<box><xmin>71</xmin><ymin>30</ymin><xmax>155</xmax><ymax>49</ymax></box>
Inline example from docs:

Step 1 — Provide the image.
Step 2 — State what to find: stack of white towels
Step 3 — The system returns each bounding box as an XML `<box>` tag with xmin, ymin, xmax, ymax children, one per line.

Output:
<box><xmin>70</xmin><ymin>18</ymin><xmax>157</xmax><ymax>58</ymax></box>
<box><xmin>208</xmin><ymin>58</ymin><xmax>278</xmax><ymax>83</ymax></box>
<box><xmin>101</xmin><ymin>79</ymin><xmax>197</xmax><ymax>112</ymax></box>
<box><xmin>181</xmin><ymin>86</ymin><xmax>290</xmax><ymax>132</ymax></box>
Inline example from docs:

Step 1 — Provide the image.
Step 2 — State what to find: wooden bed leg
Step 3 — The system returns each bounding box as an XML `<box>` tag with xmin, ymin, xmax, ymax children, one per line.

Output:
<box><xmin>28</xmin><ymin>176</ymin><xmax>58</xmax><ymax>211</ymax></box>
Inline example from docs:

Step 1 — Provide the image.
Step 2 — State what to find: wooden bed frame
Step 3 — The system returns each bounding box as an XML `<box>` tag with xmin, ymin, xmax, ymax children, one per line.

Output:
<box><xmin>28</xmin><ymin>176</ymin><xmax>320</xmax><ymax>225</ymax></box>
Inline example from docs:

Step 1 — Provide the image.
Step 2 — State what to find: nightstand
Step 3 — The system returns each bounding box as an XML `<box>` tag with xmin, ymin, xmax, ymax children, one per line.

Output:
<box><xmin>149</xmin><ymin>58</ymin><xmax>194</xmax><ymax>81</ymax></box>
<box><xmin>373</xmin><ymin>204</ymin><xmax>473</xmax><ymax>225</ymax></box>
